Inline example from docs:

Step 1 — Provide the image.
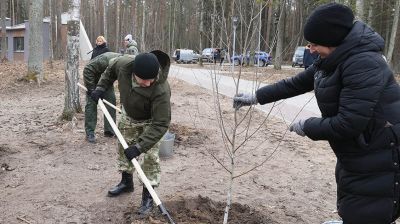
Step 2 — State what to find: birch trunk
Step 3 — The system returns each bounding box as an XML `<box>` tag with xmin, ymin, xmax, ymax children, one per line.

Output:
<box><xmin>27</xmin><ymin>0</ymin><xmax>44</xmax><ymax>84</ymax></box>
<box><xmin>141</xmin><ymin>0</ymin><xmax>146</xmax><ymax>51</ymax></box>
<box><xmin>103</xmin><ymin>0</ymin><xmax>108</xmax><ymax>41</ymax></box>
<box><xmin>355</xmin><ymin>0</ymin><xmax>364</xmax><ymax>21</ymax></box>
<box><xmin>386</xmin><ymin>0</ymin><xmax>400</xmax><ymax>65</ymax></box>
<box><xmin>62</xmin><ymin>0</ymin><xmax>82</xmax><ymax>121</ymax></box>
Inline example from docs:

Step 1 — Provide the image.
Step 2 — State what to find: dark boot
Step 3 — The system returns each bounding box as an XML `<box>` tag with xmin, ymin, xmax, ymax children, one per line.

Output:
<box><xmin>108</xmin><ymin>172</ymin><xmax>134</xmax><ymax>197</ymax></box>
<box><xmin>137</xmin><ymin>185</ymin><xmax>155</xmax><ymax>215</ymax></box>
<box><xmin>86</xmin><ymin>133</ymin><xmax>96</xmax><ymax>143</ymax></box>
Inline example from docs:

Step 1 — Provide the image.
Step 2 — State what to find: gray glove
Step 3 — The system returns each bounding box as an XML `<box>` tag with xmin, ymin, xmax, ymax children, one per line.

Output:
<box><xmin>233</xmin><ymin>93</ymin><xmax>258</xmax><ymax>109</ymax></box>
<box><xmin>289</xmin><ymin>119</ymin><xmax>306</xmax><ymax>136</ymax></box>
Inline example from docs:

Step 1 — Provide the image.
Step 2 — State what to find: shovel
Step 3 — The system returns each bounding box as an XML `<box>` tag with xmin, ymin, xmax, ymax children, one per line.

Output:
<box><xmin>78</xmin><ymin>83</ymin><xmax>176</xmax><ymax>224</ymax></box>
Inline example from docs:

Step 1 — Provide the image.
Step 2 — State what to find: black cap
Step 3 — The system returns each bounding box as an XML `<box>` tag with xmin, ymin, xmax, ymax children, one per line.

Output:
<box><xmin>132</xmin><ymin>53</ymin><xmax>160</xmax><ymax>80</ymax></box>
<box><xmin>304</xmin><ymin>3</ymin><xmax>354</xmax><ymax>47</ymax></box>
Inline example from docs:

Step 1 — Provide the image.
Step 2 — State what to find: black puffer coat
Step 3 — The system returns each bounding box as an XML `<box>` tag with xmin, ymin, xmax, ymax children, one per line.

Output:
<box><xmin>256</xmin><ymin>21</ymin><xmax>400</xmax><ymax>224</ymax></box>
<box><xmin>91</xmin><ymin>43</ymin><xmax>110</xmax><ymax>59</ymax></box>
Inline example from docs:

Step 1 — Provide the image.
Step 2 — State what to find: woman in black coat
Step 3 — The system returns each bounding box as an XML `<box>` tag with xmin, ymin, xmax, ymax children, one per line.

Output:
<box><xmin>91</xmin><ymin>36</ymin><xmax>110</xmax><ymax>59</ymax></box>
<box><xmin>234</xmin><ymin>3</ymin><xmax>400</xmax><ymax>224</ymax></box>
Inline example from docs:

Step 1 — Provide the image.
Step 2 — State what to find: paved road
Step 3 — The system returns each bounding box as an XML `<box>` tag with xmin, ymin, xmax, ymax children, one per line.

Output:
<box><xmin>169</xmin><ymin>65</ymin><xmax>321</xmax><ymax>124</ymax></box>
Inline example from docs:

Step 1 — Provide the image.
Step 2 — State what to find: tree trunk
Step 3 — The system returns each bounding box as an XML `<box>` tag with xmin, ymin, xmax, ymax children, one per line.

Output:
<box><xmin>62</xmin><ymin>0</ymin><xmax>82</xmax><ymax>121</ymax></box>
<box><xmin>115</xmin><ymin>0</ymin><xmax>120</xmax><ymax>51</ymax></box>
<box><xmin>222</xmin><ymin>158</ymin><xmax>234</xmax><ymax>224</ymax></box>
<box><xmin>1</xmin><ymin>0</ymin><xmax>7</xmax><ymax>61</ymax></box>
<box><xmin>171</xmin><ymin>0</ymin><xmax>176</xmax><ymax>52</ymax></box>
<box><xmin>386</xmin><ymin>0</ymin><xmax>400</xmax><ymax>65</ymax></box>
<box><xmin>356</xmin><ymin>0</ymin><xmax>365</xmax><ymax>21</ymax></box>
<box><xmin>199</xmin><ymin>0</ymin><xmax>204</xmax><ymax>66</ymax></box>
<box><xmin>56</xmin><ymin>0</ymin><xmax>63</xmax><ymax>59</ymax></box>
<box><xmin>211</xmin><ymin>0</ymin><xmax>216</xmax><ymax>47</ymax></box>
<box><xmin>103</xmin><ymin>0</ymin><xmax>108</xmax><ymax>41</ymax></box>
<box><xmin>266</xmin><ymin>5</ymin><xmax>272</xmax><ymax>52</ymax></box>
<box><xmin>49</xmin><ymin>0</ymin><xmax>53</xmax><ymax>68</ymax></box>
<box><xmin>27</xmin><ymin>0</ymin><xmax>44</xmax><ymax>84</ymax></box>
<box><xmin>11</xmin><ymin>0</ymin><xmax>15</xmax><ymax>25</ymax></box>
<box><xmin>51</xmin><ymin>0</ymin><xmax>57</xmax><ymax>61</ymax></box>
<box><xmin>367</xmin><ymin>0</ymin><xmax>374</xmax><ymax>25</ymax></box>
<box><xmin>141</xmin><ymin>0</ymin><xmax>146</xmax><ymax>51</ymax></box>
<box><xmin>274</xmin><ymin>0</ymin><xmax>285</xmax><ymax>70</ymax></box>
<box><xmin>393</xmin><ymin>28</ymin><xmax>400</xmax><ymax>73</ymax></box>
<box><xmin>130</xmin><ymin>0</ymin><xmax>136</xmax><ymax>35</ymax></box>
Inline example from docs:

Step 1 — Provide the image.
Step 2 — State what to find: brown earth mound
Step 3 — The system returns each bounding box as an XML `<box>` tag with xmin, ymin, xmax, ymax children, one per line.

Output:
<box><xmin>124</xmin><ymin>195</ymin><xmax>276</xmax><ymax>224</ymax></box>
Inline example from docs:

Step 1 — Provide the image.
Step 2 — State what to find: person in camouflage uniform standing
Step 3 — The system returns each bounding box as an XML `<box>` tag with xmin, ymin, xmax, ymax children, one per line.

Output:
<box><xmin>83</xmin><ymin>52</ymin><xmax>121</xmax><ymax>143</ymax></box>
<box><xmin>89</xmin><ymin>50</ymin><xmax>171</xmax><ymax>216</ymax></box>
<box><xmin>124</xmin><ymin>34</ymin><xmax>139</xmax><ymax>55</ymax></box>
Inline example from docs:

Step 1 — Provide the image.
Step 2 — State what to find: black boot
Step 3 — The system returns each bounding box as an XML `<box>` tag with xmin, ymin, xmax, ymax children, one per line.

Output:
<box><xmin>108</xmin><ymin>172</ymin><xmax>134</xmax><ymax>197</ymax></box>
<box><xmin>137</xmin><ymin>185</ymin><xmax>155</xmax><ymax>215</ymax></box>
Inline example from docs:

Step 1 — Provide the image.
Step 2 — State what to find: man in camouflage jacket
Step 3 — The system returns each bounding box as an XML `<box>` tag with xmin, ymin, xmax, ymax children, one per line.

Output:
<box><xmin>90</xmin><ymin>50</ymin><xmax>171</xmax><ymax>216</ymax></box>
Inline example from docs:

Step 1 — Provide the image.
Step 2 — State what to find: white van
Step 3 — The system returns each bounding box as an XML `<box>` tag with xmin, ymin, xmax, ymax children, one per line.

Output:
<box><xmin>172</xmin><ymin>49</ymin><xmax>200</xmax><ymax>64</ymax></box>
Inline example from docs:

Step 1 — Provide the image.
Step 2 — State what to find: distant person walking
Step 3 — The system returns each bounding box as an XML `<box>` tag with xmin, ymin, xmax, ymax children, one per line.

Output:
<box><xmin>220</xmin><ymin>49</ymin><xmax>226</xmax><ymax>66</ymax></box>
<box><xmin>124</xmin><ymin>34</ymin><xmax>139</xmax><ymax>56</ymax></box>
<box><xmin>213</xmin><ymin>49</ymin><xmax>220</xmax><ymax>64</ymax></box>
<box><xmin>91</xmin><ymin>36</ymin><xmax>110</xmax><ymax>59</ymax></box>
<box><xmin>303</xmin><ymin>44</ymin><xmax>318</xmax><ymax>69</ymax></box>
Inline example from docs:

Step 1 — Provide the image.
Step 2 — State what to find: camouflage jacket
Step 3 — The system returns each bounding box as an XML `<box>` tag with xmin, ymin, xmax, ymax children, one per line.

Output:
<box><xmin>96</xmin><ymin>54</ymin><xmax>171</xmax><ymax>153</ymax></box>
<box><xmin>83</xmin><ymin>52</ymin><xmax>121</xmax><ymax>90</ymax></box>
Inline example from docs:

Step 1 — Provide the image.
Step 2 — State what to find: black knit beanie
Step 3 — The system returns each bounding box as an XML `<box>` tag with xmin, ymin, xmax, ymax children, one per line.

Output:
<box><xmin>132</xmin><ymin>53</ymin><xmax>160</xmax><ymax>80</ymax></box>
<box><xmin>304</xmin><ymin>3</ymin><xmax>354</xmax><ymax>47</ymax></box>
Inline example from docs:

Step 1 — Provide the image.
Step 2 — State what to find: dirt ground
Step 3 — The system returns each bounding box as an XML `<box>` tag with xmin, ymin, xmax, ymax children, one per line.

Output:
<box><xmin>0</xmin><ymin>61</ymin><xmax>343</xmax><ymax>224</ymax></box>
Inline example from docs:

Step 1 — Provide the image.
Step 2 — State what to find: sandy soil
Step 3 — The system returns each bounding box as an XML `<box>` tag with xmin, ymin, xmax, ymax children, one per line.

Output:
<box><xmin>0</xmin><ymin>61</ymin><xmax>342</xmax><ymax>224</ymax></box>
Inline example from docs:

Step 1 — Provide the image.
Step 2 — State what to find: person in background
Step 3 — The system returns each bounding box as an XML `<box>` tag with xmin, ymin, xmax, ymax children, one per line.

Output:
<box><xmin>89</xmin><ymin>50</ymin><xmax>171</xmax><ymax>216</ymax></box>
<box><xmin>213</xmin><ymin>48</ymin><xmax>220</xmax><ymax>65</ymax></box>
<box><xmin>220</xmin><ymin>49</ymin><xmax>226</xmax><ymax>66</ymax></box>
<box><xmin>91</xmin><ymin>36</ymin><xmax>110</xmax><ymax>59</ymax></box>
<box><xmin>124</xmin><ymin>34</ymin><xmax>139</xmax><ymax>56</ymax></box>
<box><xmin>233</xmin><ymin>3</ymin><xmax>400</xmax><ymax>224</ymax></box>
<box><xmin>303</xmin><ymin>44</ymin><xmax>318</xmax><ymax>69</ymax></box>
<box><xmin>83</xmin><ymin>52</ymin><xmax>121</xmax><ymax>143</ymax></box>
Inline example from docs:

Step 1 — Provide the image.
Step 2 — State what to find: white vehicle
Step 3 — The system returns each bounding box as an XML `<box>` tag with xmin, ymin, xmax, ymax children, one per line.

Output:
<box><xmin>172</xmin><ymin>49</ymin><xmax>200</xmax><ymax>64</ymax></box>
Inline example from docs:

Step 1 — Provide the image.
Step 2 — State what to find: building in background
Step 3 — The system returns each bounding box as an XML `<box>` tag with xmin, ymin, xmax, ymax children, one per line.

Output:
<box><xmin>0</xmin><ymin>13</ymin><xmax>92</xmax><ymax>62</ymax></box>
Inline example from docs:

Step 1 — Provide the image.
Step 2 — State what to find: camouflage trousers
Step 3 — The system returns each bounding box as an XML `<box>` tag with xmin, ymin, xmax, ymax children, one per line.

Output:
<box><xmin>117</xmin><ymin>114</ymin><xmax>161</xmax><ymax>187</ymax></box>
<box><xmin>84</xmin><ymin>87</ymin><xmax>116</xmax><ymax>135</ymax></box>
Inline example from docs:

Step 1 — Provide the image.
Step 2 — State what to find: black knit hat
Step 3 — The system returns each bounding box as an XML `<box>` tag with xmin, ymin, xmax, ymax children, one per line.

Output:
<box><xmin>132</xmin><ymin>53</ymin><xmax>160</xmax><ymax>80</ymax></box>
<box><xmin>304</xmin><ymin>3</ymin><xmax>354</xmax><ymax>47</ymax></box>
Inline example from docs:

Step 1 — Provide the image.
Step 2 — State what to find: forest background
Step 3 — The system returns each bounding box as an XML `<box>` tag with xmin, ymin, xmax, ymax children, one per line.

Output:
<box><xmin>2</xmin><ymin>0</ymin><xmax>400</xmax><ymax>73</ymax></box>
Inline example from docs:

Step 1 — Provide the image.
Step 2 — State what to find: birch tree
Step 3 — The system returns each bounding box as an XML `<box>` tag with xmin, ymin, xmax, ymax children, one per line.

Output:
<box><xmin>141</xmin><ymin>0</ymin><xmax>146</xmax><ymax>51</ymax></box>
<box><xmin>103</xmin><ymin>0</ymin><xmax>108</xmax><ymax>41</ymax></box>
<box><xmin>27</xmin><ymin>0</ymin><xmax>44</xmax><ymax>84</ymax></box>
<box><xmin>62</xmin><ymin>0</ymin><xmax>82</xmax><ymax>121</ymax></box>
<box><xmin>386</xmin><ymin>0</ymin><xmax>400</xmax><ymax>65</ymax></box>
<box><xmin>355</xmin><ymin>0</ymin><xmax>365</xmax><ymax>21</ymax></box>
<box><xmin>1</xmin><ymin>0</ymin><xmax>7</xmax><ymax>62</ymax></box>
